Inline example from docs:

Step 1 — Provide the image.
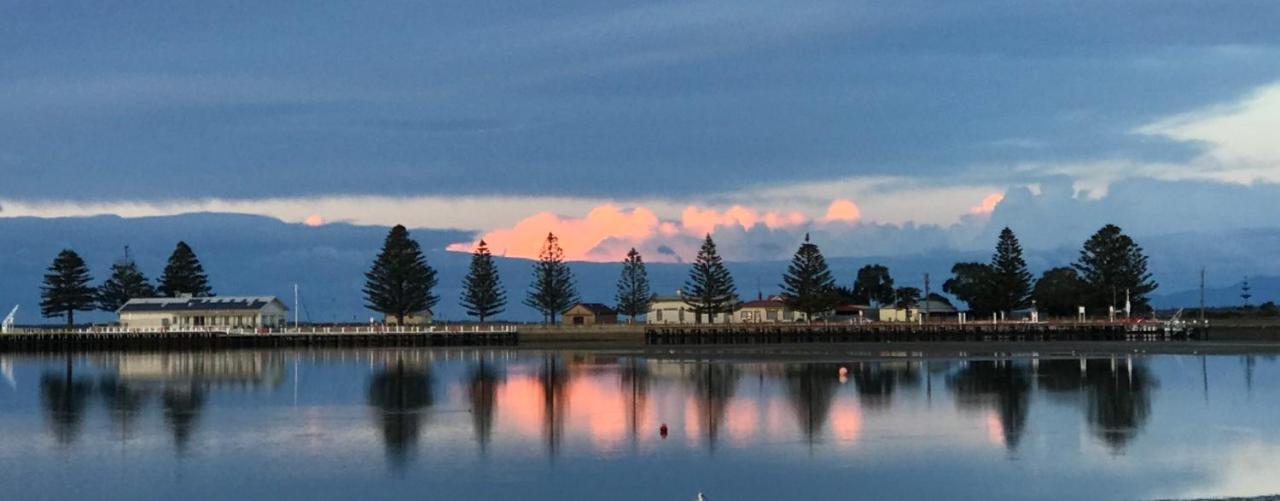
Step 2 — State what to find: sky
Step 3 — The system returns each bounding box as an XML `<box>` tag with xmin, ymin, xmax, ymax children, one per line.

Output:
<box><xmin>3</xmin><ymin>1</ymin><xmax>1280</xmax><ymax>264</ymax></box>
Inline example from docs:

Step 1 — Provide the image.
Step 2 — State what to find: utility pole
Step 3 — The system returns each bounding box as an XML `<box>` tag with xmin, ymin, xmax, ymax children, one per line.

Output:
<box><xmin>923</xmin><ymin>273</ymin><xmax>931</xmax><ymax>323</ymax></box>
<box><xmin>1199</xmin><ymin>267</ymin><xmax>1206</xmax><ymax>324</ymax></box>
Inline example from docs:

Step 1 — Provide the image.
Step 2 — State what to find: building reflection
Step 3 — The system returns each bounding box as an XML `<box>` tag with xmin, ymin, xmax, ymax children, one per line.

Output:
<box><xmin>367</xmin><ymin>359</ymin><xmax>433</xmax><ymax>469</ymax></box>
<box><xmin>1037</xmin><ymin>358</ymin><xmax>1153</xmax><ymax>454</ymax></box>
<box><xmin>947</xmin><ymin>360</ymin><xmax>1032</xmax><ymax>451</ymax></box>
<box><xmin>783</xmin><ymin>364</ymin><xmax>841</xmax><ymax>444</ymax></box>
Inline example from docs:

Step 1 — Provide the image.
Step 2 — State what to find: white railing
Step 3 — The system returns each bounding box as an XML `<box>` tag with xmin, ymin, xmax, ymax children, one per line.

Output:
<box><xmin>0</xmin><ymin>324</ymin><xmax>520</xmax><ymax>335</ymax></box>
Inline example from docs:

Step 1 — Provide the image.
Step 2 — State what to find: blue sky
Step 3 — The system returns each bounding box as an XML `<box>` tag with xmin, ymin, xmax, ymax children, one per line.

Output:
<box><xmin>3</xmin><ymin>1</ymin><xmax>1280</xmax><ymax>263</ymax></box>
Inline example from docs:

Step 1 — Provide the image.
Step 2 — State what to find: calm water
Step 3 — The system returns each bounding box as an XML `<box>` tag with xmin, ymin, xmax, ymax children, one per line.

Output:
<box><xmin>1</xmin><ymin>349</ymin><xmax>1278</xmax><ymax>500</ymax></box>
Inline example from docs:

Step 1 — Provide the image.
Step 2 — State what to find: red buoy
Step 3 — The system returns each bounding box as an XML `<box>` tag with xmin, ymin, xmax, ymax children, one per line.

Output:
<box><xmin>660</xmin><ymin>423</ymin><xmax>669</xmax><ymax>439</ymax></box>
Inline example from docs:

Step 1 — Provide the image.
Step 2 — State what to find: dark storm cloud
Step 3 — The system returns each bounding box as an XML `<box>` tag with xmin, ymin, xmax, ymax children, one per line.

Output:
<box><xmin>1</xmin><ymin>1</ymin><xmax>1279</xmax><ymax>199</ymax></box>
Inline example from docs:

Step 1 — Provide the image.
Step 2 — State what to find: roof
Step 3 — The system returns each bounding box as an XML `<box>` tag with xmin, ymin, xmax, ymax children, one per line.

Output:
<box><xmin>740</xmin><ymin>298</ymin><xmax>786</xmax><ymax>308</ymax></box>
<box><xmin>118</xmin><ymin>296</ymin><xmax>286</xmax><ymax>313</ymax></box>
<box><xmin>568</xmin><ymin>303</ymin><xmax>617</xmax><ymax>316</ymax></box>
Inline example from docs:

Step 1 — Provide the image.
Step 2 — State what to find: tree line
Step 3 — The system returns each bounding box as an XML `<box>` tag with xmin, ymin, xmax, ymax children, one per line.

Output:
<box><xmin>38</xmin><ymin>242</ymin><xmax>214</xmax><ymax>327</ymax></box>
<box><xmin>36</xmin><ymin>222</ymin><xmax>1157</xmax><ymax>327</ymax></box>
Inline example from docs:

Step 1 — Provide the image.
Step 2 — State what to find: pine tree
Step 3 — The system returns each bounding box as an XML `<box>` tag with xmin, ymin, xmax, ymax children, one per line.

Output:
<box><xmin>460</xmin><ymin>240</ymin><xmax>506</xmax><ymax>323</ymax></box>
<box><xmin>97</xmin><ymin>250</ymin><xmax>157</xmax><ymax>311</ymax></box>
<box><xmin>615</xmin><ymin>248</ymin><xmax>652</xmax><ymax>322</ymax></box>
<box><xmin>683</xmin><ymin>234</ymin><xmax>738</xmax><ymax>324</ymax></box>
<box><xmin>990</xmin><ymin>227</ymin><xmax>1033</xmax><ymax>314</ymax></box>
<box><xmin>523</xmin><ymin>233</ymin><xmax>578</xmax><ymax>324</ymax></box>
<box><xmin>852</xmin><ymin>264</ymin><xmax>895</xmax><ymax>306</ymax></box>
<box><xmin>780</xmin><ymin>234</ymin><xmax>838</xmax><ymax>321</ymax></box>
<box><xmin>158</xmin><ymin>241</ymin><xmax>213</xmax><ymax>297</ymax></box>
<box><xmin>40</xmin><ymin>249</ymin><xmax>96</xmax><ymax>328</ymax></box>
<box><xmin>363</xmin><ymin>225</ymin><xmax>439</xmax><ymax>324</ymax></box>
<box><xmin>1074</xmin><ymin>224</ymin><xmax>1158</xmax><ymax>313</ymax></box>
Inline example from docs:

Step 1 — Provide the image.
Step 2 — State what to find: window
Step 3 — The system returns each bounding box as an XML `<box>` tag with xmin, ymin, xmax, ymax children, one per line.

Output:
<box><xmin>655</xmin><ymin>310</ymin><xmax>663</xmax><ymax>322</ymax></box>
<box><xmin>766</xmin><ymin>309</ymin><xmax>778</xmax><ymax>321</ymax></box>
<box><xmin>782</xmin><ymin>310</ymin><xmax>793</xmax><ymax>321</ymax></box>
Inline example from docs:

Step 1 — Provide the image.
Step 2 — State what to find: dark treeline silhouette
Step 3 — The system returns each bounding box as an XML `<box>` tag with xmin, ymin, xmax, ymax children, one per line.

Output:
<box><xmin>848</xmin><ymin>361</ymin><xmax>921</xmax><ymax>410</ymax></box>
<box><xmin>37</xmin><ymin>242</ymin><xmax>215</xmax><ymax>326</ymax></box>
<box><xmin>468</xmin><ymin>359</ymin><xmax>501</xmax><ymax>451</ymax></box>
<box><xmin>37</xmin><ymin>367</ymin><xmax>210</xmax><ymax>451</ymax></box>
<box><xmin>1036</xmin><ymin>358</ymin><xmax>1154</xmax><ymax>454</ymax></box>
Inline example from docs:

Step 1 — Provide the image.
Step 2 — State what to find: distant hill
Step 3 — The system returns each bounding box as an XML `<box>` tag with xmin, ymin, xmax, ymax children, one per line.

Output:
<box><xmin>2</xmin><ymin>213</ymin><xmax>1278</xmax><ymax>323</ymax></box>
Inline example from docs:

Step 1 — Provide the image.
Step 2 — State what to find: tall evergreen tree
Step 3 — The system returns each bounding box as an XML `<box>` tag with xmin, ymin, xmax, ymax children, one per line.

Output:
<box><xmin>460</xmin><ymin>240</ymin><xmax>506</xmax><ymax>323</ymax></box>
<box><xmin>363</xmin><ymin>225</ymin><xmax>439</xmax><ymax>324</ymax></box>
<box><xmin>780</xmin><ymin>234</ymin><xmax>838</xmax><ymax>321</ymax></box>
<box><xmin>989</xmin><ymin>227</ymin><xmax>1034</xmax><ymax>314</ymax></box>
<box><xmin>1074</xmin><ymin>224</ymin><xmax>1158</xmax><ymax>313</ymax></box>
<box><xmin>851</xmin><ymin>264</ymin><xmax>895</xmax><ymax>306</ymax></box>
<box><xmin>614</xmin><ymin>248</ymin><xmax>652</xmax><ymax>323</ymax></box>
<box><xmin>158</xmin><ymin>241</ymin><xmax>213</xmax><ymax>297</ymax></box>
<box><xmin>97</xmin><ymin>249</ymin><xmax>157</xmax><ymax>311</ymax></box>
<box><xmin>683</xmin><ymin>234</ymin><xmax>738</xmax><ymax>324</ymax></box>
<box><xmin>523</xmin><ymin>233</ymin><xmax>578</xmax><ymax>324</ymax></box>
<box><xmin>40</xmin><ymin>249</ymin><xmax>96</xmax><ymax>328</ymax></box>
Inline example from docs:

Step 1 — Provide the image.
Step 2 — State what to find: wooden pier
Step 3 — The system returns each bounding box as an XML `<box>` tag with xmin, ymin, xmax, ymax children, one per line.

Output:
<box><xmin>644</xmin><ymin>321</ymin><xmax>1208</xmax><ymax>345</ymax></box>
<box><xmin>0</xmin><ymin>326</ymin><xmax>519</xmax><ymax>353</ymax></box>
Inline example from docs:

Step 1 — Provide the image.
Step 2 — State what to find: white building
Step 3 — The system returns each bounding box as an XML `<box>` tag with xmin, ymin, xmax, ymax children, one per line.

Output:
<box><xmin>647</xmin><ymin>294</ymin><xmax>735</xmax><ymax>324</ymax></box>
<box><xmin>117</xmin><ymin>296</ymin><xmax>289</xmax><ymax>330</ymax></box>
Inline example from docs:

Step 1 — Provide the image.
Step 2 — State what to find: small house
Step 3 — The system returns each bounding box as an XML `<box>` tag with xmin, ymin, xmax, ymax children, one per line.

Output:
<box><xmin>385</xmin><ymin>310</ymin><xmax>433</xmax><ymax>325</ymax></box>
<box><xmin>647</xmin><ymin>293</ymin><xmax>736</xmax><ymax>324</ymax></box>
<box><xmin>563</xmin><ymin>303</ymin><xmax>619</xmax><ymax>326</ymax></box>
<box><xmin>874</xmin><ymin>298</ymin><xmax>959</xmax><ymax>322</ymax></box>
<box><xmin>737</xmin><ymin>295</ymin><xmax>807</xmax><ymax>323</ymax></box>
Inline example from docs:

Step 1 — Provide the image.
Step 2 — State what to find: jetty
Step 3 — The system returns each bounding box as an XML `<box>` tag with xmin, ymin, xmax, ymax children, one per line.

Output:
<box><xmin>0</xmin><ymin>325</ymin><xmax>519</xmax><ymax>352</ymax></box>
<box><xmin>645</xmin><ymin>321</ymin><xmax>1208</xmax><ymax>345</ymax></box>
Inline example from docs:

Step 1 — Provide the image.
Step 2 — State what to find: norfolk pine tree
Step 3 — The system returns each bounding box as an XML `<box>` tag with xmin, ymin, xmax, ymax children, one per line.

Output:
<box><xmin>990</xmin><ymin>227</ymin><xmax>1033</xmax><ymax>314</ymax></box>
<box><xmin>683</xmin><ymin>234</ymin><xmax>738</xmax><ymax>324</ymax></box>
<box><xmin>40</xmin><ymin>249</ymin><xmax>96</xmax><ymax>328</ymax></box>
<box><xmin>97</xmin><ymin>250</ymin><xmax>157</xmax><ymax>311</ymax></box>
<box><xmin>523</xmin><ymin>233</ymin><xmax>578</xmax><ymax>324</ymax></box>
<box><xmin>158</xmin><ymin>241</ymin><xmax>214</xmax><ymax>297</ymax></box>
<box><xmin>780</xmin><ymin>234</ymin><xmax>838</xmax><ymax>321</ymax></box>
<box><xmin>460</xmin><ymin>240</ymin><xmax>507</xmax><ymax>323</ymax></box>
<box><xmin>615</xmin><ymin>248</ymin><xmax>652</xmax><ymax>323</ymax></box>
<box><xmin>363</xmin><ymin>225</ymin><xmax>439</xmax><ymax>324</ymax></box>
<box><xmin>1074</xmin><ymin>224</ymin><xmax>1158</xmax><ymax>313</ymax></box>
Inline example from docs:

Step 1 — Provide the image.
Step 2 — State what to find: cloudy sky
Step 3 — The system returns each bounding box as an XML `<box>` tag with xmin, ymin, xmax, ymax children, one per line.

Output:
<box><xmin>3</xmin><ymin>1</ymin><xmax>1280</xmax><ymax>262</ymax></box>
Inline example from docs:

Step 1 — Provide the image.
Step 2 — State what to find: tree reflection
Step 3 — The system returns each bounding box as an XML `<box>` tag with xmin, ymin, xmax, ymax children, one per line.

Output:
<box><xmin>38</xmin><ymin>368</ymin><xmax>93</xmax><ymax>447</ymax></box>
<box><xmin>468</xmin><ymin>359</ymin><xmax>501</xmax><ymax>451</ymax></box>
<box><xmin>783</xmin><ymin>364</ymin><xmax>841</xmax><ymax>444</ymax></box>
<box><xmin>619</xmin><ymin>357</ymin><xmax>651</xmax><ymax>446</ymax></box>
<box><xmin>1037</xmin><ymin>358</ymin><xmax>1154</xmax><ymax>454</ymax></box>
<box><xmin>162</xmin><ymin>384</ymin><xmax>206</xmax><ymax>454</ymax></box>
<box><xmin>538</xmin><ymin>354</ymin><xmax>569</xmax><ymax>457</ymax></box>
<box><xmin>947</xmin><ymin>360</ymin><xmax>1031</xmax><ymax>451</ymax></box>
<box><xmin>99</xmin><ymin>376</ymin><xmax>147</xmax><ymax>441</ymax></box>
<box><xmin>688</xmin><ymin>363</ymin><xmax>739</xmax><ymax>450</ymax></box>
<box><xmin>849</xmin><ymin>362</ymin><xmax>919</xmax><ymax>410</ymax></box>
<box><xmin>367</xmin><ymin>360</ymin><xmax>433</xmax><ymax>469</ymax></box>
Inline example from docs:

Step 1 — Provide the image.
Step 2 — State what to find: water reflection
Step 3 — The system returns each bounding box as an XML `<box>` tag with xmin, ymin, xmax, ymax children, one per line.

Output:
<box><xmin>366</xmin><ymin>360</ymin><xmax>433</xmax><ymax>468</ymax></box>
<box><xmin>38</xmin><ymin>368</ymin><xmax>93</xmax><ymax>446</ymax></box>
<box><xmin>783</xmin><ymin>364</ymin><xmax>840</xmax><ymax>444</ymax></box>
<box><xmin>687</xmin><ymin>363</ymin><xmax>738</xmax><ymax>449</ymax></box>
<box><xmin>947</xmin><ymin>361</ymin><xmax>1031</xmax><ymax>451</ymax></box>
<box><xmin>13</xmin><ymin>350</ymin><xmax>1280</xmax><ymax>499</ymax></box>
<box><xmin>467</xmin><ymin>359</ymin><xmax>500</xmax><ymax>450</ymax></box>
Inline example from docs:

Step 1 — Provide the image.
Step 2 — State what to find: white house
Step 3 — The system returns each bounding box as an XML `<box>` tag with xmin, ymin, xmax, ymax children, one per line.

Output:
<box><xmin>647</xmin><ymin>294</ymin><xmax>735</xmax><ymax>324</ymax></box>
<box><xmin>117</xmin><ymin>296</ymin><xmax>289</xmax><ymax>330</ymax></box>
